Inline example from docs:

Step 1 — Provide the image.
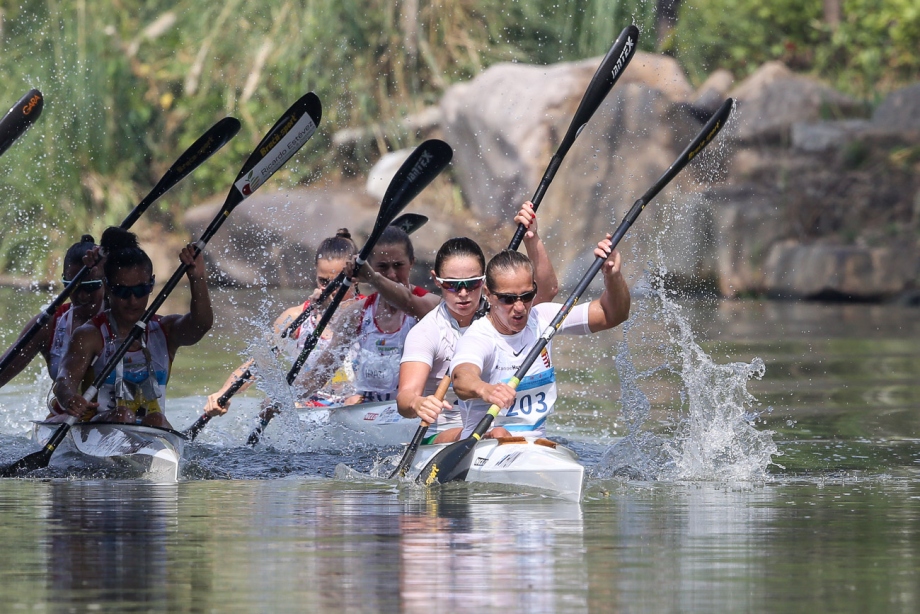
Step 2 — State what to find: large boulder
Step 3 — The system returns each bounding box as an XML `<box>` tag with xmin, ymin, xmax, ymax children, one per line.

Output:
<box><xmin>441</xmin><ymin>51</ymin><xmax>719</xmax><ymax>287</ymax></box>
<box><xmin>872</xmin><ymin>83</ymin><xmax>920</xmax><ymax>133</ymax></box>
<box><xmin>729</xmin><ymin>62</ymin><xmax>866</xmax><ymax>144</ymax></box>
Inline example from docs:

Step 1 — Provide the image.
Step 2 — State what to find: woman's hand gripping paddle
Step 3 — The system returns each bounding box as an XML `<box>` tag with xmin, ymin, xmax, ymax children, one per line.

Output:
<box><xmin>418</xmin><ymin>99</ymin><xmax>736</xmax><ymax>486</ymax></box>
<box><xmin>507</xmin><ymin>25</ymin><xmax>638</xmax><ymax>251</ymax></box>
<box><xmin>0</xmin><ymin>94</ymin><xmax>321</xmax><ymax>477</ymax></box>
<box><xmin>243</xmin><ymin>140</ymin><xmax>453</xmax><ymax>446</ymax></box>
<box><xmin>0</xmin><ymin>117</ymin><xmax>242</xmax><ymax>382</ymax></box>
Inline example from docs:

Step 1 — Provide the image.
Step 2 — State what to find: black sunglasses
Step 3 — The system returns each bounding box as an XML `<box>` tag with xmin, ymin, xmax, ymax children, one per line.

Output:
<box><xmin>62</xmin><ymin>277</ymin><xmax>104</xmax><ymax>293</ymax></box>
<box><xmin>108</xmin><ymin>277</ymin><xmax>155</xmax><ymax>299</ymax></box>
<box><xmin>489</xmin><ymin>285</ymin><xmax>538</xmax><ymax>305</ymax></box>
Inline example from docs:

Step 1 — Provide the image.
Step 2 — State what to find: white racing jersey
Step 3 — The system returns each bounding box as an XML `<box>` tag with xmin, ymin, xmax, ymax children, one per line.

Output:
<box><xmin>452</xmin><ymin>302</ymin><xmax>592</xmax><ymax>438</ymax></box>
<box><xmin>400</xmin><ymin>302</ymin><xmax>466</xmax><ymax>433</ymax></box>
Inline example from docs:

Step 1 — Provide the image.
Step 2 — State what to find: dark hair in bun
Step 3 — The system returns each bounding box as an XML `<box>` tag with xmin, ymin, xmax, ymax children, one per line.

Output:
<box><xmin>63</xmin><ymin>234</ymin><xmax>97</xmax><ymax>270</ymax></box>
<box><xmin>315</xmin><ymin>228</ymin><xmax>357</xmax><ymax>265</ymax></box>
<box><xmin>100</xmin><ymin>227</ymin><xmax>152</xmax><ymax>282</ymax></box>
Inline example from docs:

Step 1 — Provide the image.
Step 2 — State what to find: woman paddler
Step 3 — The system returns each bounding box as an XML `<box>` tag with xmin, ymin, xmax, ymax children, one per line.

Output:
<box><xmin>0</xmin><ymin>235</ymin><xmax>104</xmax><ymax>394</ymax></box>
<box><xmin>52</xmin><ymin>227</ymin><xmax>213</xmax><ymax>429</ymax></box>
<box><xmin>451</xmin><ymin>235</ymin><xmax>630</xmax><ymax>439</ymax></box>
<box><xmin>395</xmin><ymin>202</ymin><xmax>558</xmax><ymax>444</ymax></box>
<box><xmin>202</xmin><ymin>229</ymin><xmax>362</xmax><ymax>414</ymax></box>
<box><xmin>293</xmin><ymin>224</ymin><xmax>431</xmax><ymax>404</ymax></box>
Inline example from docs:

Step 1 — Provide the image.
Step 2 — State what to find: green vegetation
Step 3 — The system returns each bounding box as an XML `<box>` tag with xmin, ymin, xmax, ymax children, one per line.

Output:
<box><xmin>673</xmin><ymin>0</ymin><xmax>920</xmax><ymax>98</ymax></box>
<box><xmin>0</xmin><ymin>0</ymin><xmax>916</xmax><ymax>278</ymax></box>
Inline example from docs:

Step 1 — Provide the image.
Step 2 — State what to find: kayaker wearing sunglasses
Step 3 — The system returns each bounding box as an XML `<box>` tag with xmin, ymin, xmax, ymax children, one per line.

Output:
<box><xmin>52</xmin><ymin>227</ymin><xmax>213</xmax><ymax>428</ymax></box>
<box><xmin>451</xmin><ymin>234</ymin><xmax>630</xmax><ymax>439</ymax></box>
<box><xmin>396</xmin><ymin>202</ymin><xmax>559</xmax><ymax>444</ymax></box>
<box><xmin>0</xmin><ymin>235</ymin><xmax>105</xmax><ymax>392</ymax></box>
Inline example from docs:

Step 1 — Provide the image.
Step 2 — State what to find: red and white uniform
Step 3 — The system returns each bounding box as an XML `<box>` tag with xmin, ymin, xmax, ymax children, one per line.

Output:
<box><xmin>352</xmin><ymin>288</ymin><xmax>427</xmax><ymax>402</ymax></box>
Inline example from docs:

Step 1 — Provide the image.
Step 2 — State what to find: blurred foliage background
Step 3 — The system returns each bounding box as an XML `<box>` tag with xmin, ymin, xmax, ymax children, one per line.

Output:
<box><xmin>0</xmin><ymin>0</ymin><xmax>916</xmax><ymax>278</ymax></box>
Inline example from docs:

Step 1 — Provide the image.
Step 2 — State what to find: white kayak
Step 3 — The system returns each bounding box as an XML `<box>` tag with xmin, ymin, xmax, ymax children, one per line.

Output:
<box><xmin>408</xmin><ymin>436</ymin><xmax>585</xmax><ymax>502</ymax></box>
<box><xmin>32</xmin><ymin>421</ymin><xmax>186</xmax><ymax>482</ymax></box>
<box><xmin>293</xmin><ymin>400</ymin><xmax>420</xmax><ymax>449</ymax></box>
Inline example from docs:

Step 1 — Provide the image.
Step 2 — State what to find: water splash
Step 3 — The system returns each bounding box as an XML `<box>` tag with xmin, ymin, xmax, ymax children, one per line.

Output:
<box><xmin>596</xmin><ymin>283</ymin><xmax>779</xmax><ymax>482</ymax></box>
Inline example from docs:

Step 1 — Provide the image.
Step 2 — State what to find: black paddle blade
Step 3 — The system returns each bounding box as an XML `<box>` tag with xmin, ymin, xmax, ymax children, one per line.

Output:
<box><xmin>373</xmin><ymin>140</ymin><xmax>452</xmax><ymax>237</ymax></box>
<box><xmin>417</xmin><ymin>437</ymin><xmax>478</xmax><ymax>485</ymax></box>
<box><xmin>234</xmin><ymin>92</ymin><xmax>322</xmax><ymax>185</ymax></box>
<box><xmin>0</xmin><ymin>447</ymin><xmax>51</xmax><ymax>477</ymax></box>
<box><xmin>390</xmin><ymin>213</ymin><xmax>428</xmax><ymax>235</ymax></box>
<box><xmin>557</xmin><ymin>24</ymin><xmax>638</xmax><ymax>158</ymax></box>
<box><xmin>0</xmin><ymin>89</ymin><xmax>43</xmax><ymax>158</ymax></box>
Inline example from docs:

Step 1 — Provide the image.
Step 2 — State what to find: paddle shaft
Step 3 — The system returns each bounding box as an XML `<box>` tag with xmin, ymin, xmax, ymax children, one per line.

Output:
<box><xmin>389</xmin><ymin>374</ymin><xmax>452</xmax><ymax>478</ymax></box>
<box><xmin>0</xmin><ymin>118</ymin><xmax>241</xmax><ymax>380</ymax></box>
<box><xmin>0</xmin><ymin>89</ymin><xmax>43</xmax><ymax>158</ymax></box>
<box><xmin>507</xmin><ymin>25</ymin><xmax>638</xmax><ymax>250</ymax></box>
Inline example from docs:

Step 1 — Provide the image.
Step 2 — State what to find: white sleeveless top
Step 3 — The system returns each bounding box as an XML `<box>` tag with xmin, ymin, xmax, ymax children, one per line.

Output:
<box><xmin>48</xmin><ymin>304</ymin><xmax>76</xmax><ymax>381</ymax></box>
<box><xmin>452</xmin><ymin>302</ymin><xmax>592</xmax><ymax>438</ymax></box>
<box><xmin>351</xmin><ymin>290</ymin><xmax>425</xmax><ymax>401</ymax></box>
<box><xmin>92</xmin><ymin>312</ymin><xmax>171</xmax><ymax>416</ymax></box>
<box><xmin>400</xmin><ymin>302</ymin><xmax>467</xmax><ymax>432</ymax></box>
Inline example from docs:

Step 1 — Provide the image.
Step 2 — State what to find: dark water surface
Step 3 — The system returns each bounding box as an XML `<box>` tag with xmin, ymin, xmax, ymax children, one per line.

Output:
<box><xmin>0</xmin><ymin>287</ymin><xmax>918</xmax><ymax>612</ymax></box>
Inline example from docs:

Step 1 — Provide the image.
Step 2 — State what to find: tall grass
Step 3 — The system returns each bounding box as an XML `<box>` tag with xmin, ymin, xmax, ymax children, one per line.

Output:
<box><xmin>0</xmin><ymin>0</ymin><xmax>660</xmax><ymax>278</ymax></box>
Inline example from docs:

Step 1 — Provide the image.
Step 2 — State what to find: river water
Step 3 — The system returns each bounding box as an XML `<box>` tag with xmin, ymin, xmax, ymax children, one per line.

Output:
<box><xmin>0</xmin><ymin>286</ymin><xmax>918</xmax><ymax>612</ymax></box>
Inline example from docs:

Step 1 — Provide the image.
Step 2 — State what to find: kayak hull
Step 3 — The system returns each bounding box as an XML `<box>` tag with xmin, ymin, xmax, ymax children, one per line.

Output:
<box><xmin>293</xmin><ymin>400</ymin><xmax>420</xmax><ymax>449</ymax></box>
<box><xmin>32</xmin><ymin>421</ymin><xmax>185</xmax><ymax>482</ymax></box>
<box><xmin>409</xmin><ymin>437</ymin><xmax>585</xmax><ymax>502</ymax></box>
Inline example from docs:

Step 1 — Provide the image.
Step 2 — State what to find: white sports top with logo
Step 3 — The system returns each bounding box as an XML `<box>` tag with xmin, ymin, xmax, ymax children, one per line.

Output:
<box><xmin>92</xmin><ymin>312</ymin><xmax>171</xmax><ymax>415</ymax></box>
<box><xmin>452</xmin><ymin>302</ymin><xmax>592</xmax><ymax>438</ymax></box>
<box><xmin>399</xmin><ymin>302</ymin><xmax>466</xmax><ymax>432</ymax></box>
<box><xmin>352</xmin><ymin>290</ymin><xmax>426</xmax><ymax>402</ymax></box>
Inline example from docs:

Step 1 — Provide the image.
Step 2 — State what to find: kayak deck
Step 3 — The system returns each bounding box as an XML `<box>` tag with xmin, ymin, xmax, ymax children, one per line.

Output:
<box><xmin>32</xmin><ymin>421</ymin><xmax>186</xmax><ymax>482</ymax></box>
<box><xmin>409</xmin><ymin>436</ymin><xmax>585</xmax><ymax>502</ymax></box>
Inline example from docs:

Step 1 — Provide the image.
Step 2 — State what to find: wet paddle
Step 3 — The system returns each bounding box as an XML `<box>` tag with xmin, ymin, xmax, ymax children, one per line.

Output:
<box><xmin>418</xmin><ymin>98</ymin><xmax>736</xmax><ymax>486</ymax></box>
<box><xmin>389</xmin><ymin>373</ymin><xmax>451</xmax><ymax>478</ymax></box>
<box><xmin>0</xmin><ymin>117</ymin><xmax>242</xmax><ymax>382</ymax></box>
<box><xmin>0</xmin><ymin>89</ymin><xmax>44</xmax><ymax>159</ymax></box>
<box><xmin>507</xmin><ymin>25</ymin><xmax>638</xmax><ymax>251</ymax></box>
<box><xmin>181</xmin><ymin>212</ymin><xmax>429</xmax><ymax>441</ymax></box>
<box><xmin>0</xmin><ymin>94</ymin><xmax>321</xmax><ymax>477</ymax></box>
<box><xmin>244</xmin><ymin>140</ymin><xmax>453</xmax><ymax>446</ymax></box>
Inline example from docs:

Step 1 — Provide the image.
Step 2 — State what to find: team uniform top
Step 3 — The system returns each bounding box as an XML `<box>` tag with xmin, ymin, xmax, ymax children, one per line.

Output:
<box><xmin>351</xmin><ymin>288</ymin><xmax>428</xmax><ymax>402</ymax></box>
<box><xmin>89</xmin><ymin>311</ymin><xmax>171</xmax><ymax>418</ymax></box>
<box><xmin>399</xmin><ymin>302</ymin><xmax>466</xmax><ymax>433</ymax></box>
<box><xmin>451</xmin><ymin>302</ymin><xmax>593</xmax><ymax>438</ymax></box>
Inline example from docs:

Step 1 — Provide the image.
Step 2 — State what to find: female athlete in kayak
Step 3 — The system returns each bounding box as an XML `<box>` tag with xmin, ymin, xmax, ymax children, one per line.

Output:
<box><xmin>0</xmin><ymin>235</ymin><xmax>104</xmax><ymax>392</ymax></box>
<box><xmin>201</xmin><ymin>229</ymin><xmax>362</xmax><ymax>414</ymax></box>
<box><xmin>52</xmin><ymin>227</ymin><xmax>213</xmax><ymax>429</ymax></box>
<box><xmin>451</xmin><ymin>235</ymin><xmax>629</xmax><ymax>439</ymax></box>
<box><xmin>395</xmin><ymin>202</ymin><xmax>558</xmax><ymax>444</ymax></box>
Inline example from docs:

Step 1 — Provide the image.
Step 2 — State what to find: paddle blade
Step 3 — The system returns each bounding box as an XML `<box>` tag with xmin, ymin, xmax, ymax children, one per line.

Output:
<box><xmin>0</xmin><ymin>447</ymin><xmax>51</xmax><ymax>477</ymax></box>
<box><xmin>0</xmin><ymin>89</ymin><xmax>43</xmax><ymax>158</ymax></box>
<box><xmin>557</xmin><ymin>24</ymin><xmax>638</xmax><ymax>158</ymax></box>
<box><xmin>390</xmin><ymin>213</ymin><xmax>428</xmax><ymax>235</ymax></box>
<box><xmin>417</xmin><ymin>437</ymin><xmax>478</xmax><ymax>485</ymax></box>
<box><xmin>373</xmin><ymin>140</ymin><xmax>452</xmax><ymax>237</ymax></box>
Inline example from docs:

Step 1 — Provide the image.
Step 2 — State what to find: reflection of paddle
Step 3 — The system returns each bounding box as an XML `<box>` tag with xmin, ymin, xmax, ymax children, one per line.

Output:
<box><xmin>182</xmin><ymin>213</ymin><xmax>429</xmax><ymax>441</ymax></box>
<box><xmin>418</xmin><ymin>98</ymin><xmax>736</xmax><ymax>486</ymax></box>
<box><xmin>0</xmin><ymin>117</ymin><xmax>241</xmax><ymax>381</ymax></box>
<box><xmin>0</xmin><ymin>94</ymin><xmax>321</xmax><ymax>477</ymax></box>
<box><xmin>244</xmin><ymin>140</ymin><xmax>453</xmax><ymax>446</ymax></box>
<box><xmin>0</xmin><ymin>89</ymin><xmax>43</xmax><ymax>159</ymax></box>
<box><xmin>508</xmin><ymin>25</ymin><xmax>638</xmax><ymax>251</ymax></box>
<box><xmin>389</xmin><ymin>374</ymin><xmax>451</xmax><ymax>478</ymax></box>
